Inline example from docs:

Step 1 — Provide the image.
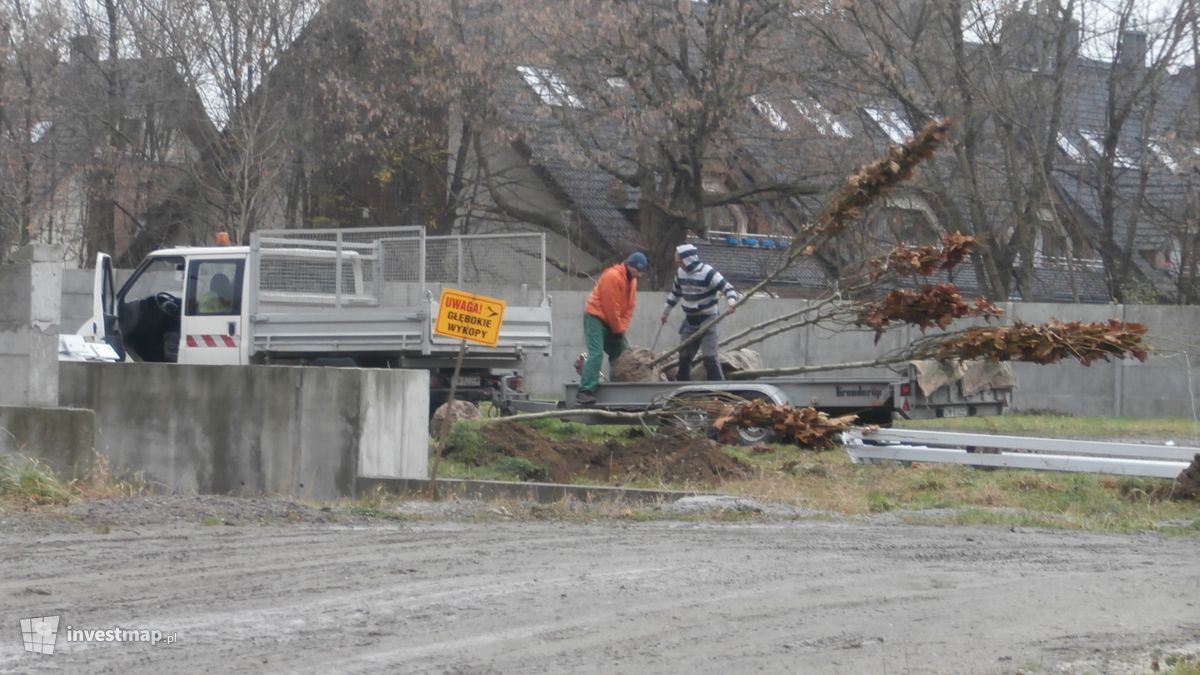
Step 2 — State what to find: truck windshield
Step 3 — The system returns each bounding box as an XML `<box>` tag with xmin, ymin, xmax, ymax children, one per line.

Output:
<box><xmin>126</xmin><ymin>257</ymin><xmax>185</xmax><ymax>299</ymax></box>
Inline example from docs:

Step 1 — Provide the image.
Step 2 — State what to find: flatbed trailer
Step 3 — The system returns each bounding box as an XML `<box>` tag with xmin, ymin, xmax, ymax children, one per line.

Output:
<box><xmin>500</xmin><ymin>365</ymin><xmax>1011</xmax><ymax>444</ymax></box>
<box><xmin>503</xmin><ymin>375</ymin><xmax>904</xmax><ymax>444</ymax></box>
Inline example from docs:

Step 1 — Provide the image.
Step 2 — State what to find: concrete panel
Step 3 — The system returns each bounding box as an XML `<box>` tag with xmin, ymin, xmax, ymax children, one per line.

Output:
<box><xmin>0</xmin><ymin>359</ymin><xmax>30</xmax><ymax>403</ymax></box>
<box><xmin>59</xmin><ymin>362</ymin><xmax>430</xmax><ymax>500</ymax></box>
<box><xmin>0</xmin><ymin>405</ymin><xmax>96</xmax><ymax>477</ymax></box>
<box><xmin>0</xmin><ymin>264</ymin><xmax>32</xmax><ymax>323</ymax></box>
<box><xmin>1005</xmin><ymin>303</ymin><xmax>1124</xmax><ymax>416</ymax></box>
<box><xmin>359</xmin><ymin>368</ymin><xmax>430</xmax><ymax>479</ymax></box>
<box><xmin>0</xmin><ymin>246</ymin><xmax>61</xmax><ymax>406</ymax></box>
<box><xmin>1120</xmin><ymin>305</ymin><xmax>1200</xmax><ymax>418</ymax></box>
<box><xmin>61</xmin><ymin>269</ymin><xmax>95</xmax><ymax>333</ymax></box>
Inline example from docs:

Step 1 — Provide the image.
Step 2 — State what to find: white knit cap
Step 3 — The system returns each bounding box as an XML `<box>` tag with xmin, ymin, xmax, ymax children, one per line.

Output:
<box><xmin>675</xmin><ymin>244</ymin><xmax>699</xmax><ymax>261</ymax></box>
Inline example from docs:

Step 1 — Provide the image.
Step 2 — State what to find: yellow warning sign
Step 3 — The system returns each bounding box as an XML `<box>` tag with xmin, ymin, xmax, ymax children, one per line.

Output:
<box><xmin>434</xmin><ymin>288</ymin><xmax>506</xmax><ymax>347</ymax></box>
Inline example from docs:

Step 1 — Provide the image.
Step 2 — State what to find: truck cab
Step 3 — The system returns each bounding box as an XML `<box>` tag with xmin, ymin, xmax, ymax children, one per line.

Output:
<box><xmin>81</xmin><ymin>247</ymin><xmax>252</xmax><ymax>366</ymax></box>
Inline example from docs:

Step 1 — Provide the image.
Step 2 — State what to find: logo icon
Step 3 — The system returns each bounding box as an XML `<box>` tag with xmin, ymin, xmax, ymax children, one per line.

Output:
<box><xmin>19</xmin><ymin>616</ymin><xmax>60</xmax><ymax>655</ymax></box>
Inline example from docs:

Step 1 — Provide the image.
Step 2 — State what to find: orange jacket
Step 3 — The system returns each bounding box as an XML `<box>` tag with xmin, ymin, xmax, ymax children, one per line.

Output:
<box><xmin>585</xmin><ymin>263</ymin><xmax>638</xmax><ymax>334</ymax></box>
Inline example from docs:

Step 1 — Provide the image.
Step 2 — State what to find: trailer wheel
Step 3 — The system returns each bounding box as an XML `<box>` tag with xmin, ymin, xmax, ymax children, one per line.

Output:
<box><xmin>732</xmin><ymin>418</ymin><xmax>775</xmax><ymax>446</ymax></box>
<box><xmin>661</xmin><ymin>393</ymin><xmax>713</xmax><ymax>436</ymax></box>
<box><xmin>663</xmin><ymin>391</ymin><xmax>776</xmax><ymax>447</ymax></box>
<box><xmin>727</xmin><ymin>393</ymin><xmax>776</xmax><ymax>446</ymax></box>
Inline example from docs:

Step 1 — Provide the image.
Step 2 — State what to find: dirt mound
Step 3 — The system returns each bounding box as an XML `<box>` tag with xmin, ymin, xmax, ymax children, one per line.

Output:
<box><xmin>431</xmin><ymin>400</ymin><xmax>481</xmax><ymax>439</ymax></box>
<box><xmin>611</xmin><ymin>347</ymin><xmax>663</xmax><ymax>382</ymax></box>
<box><xmin>466</xmin><ymin>423</ymin><xmax>749</xmax><ymax>484</ymax></box>
<box><xmin>1174</xmin><ymin>454</ymin><xmax>1200</xmax><ymax>500</ymax></box>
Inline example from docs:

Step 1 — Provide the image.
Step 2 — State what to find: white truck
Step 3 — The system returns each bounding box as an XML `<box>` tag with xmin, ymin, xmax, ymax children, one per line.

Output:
<box><xmin>69</xmin><ymin>226</ymin><xmax>554</xmax><ymax>412</ymax></box>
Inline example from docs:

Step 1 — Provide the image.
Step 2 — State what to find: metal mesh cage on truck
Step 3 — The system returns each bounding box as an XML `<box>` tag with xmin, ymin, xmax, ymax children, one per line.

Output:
<box><xmin>250</xmin><ymin>227</ymin><xmax>547</xmax><ymax>310</ymax></box>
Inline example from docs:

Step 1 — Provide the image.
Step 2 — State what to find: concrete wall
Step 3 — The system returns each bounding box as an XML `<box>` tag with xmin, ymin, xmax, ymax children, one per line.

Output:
<box><xmin>0</xmin><ymin>405</ymin><xmax>96</xmax><ymax>477</ymax></box>
<box><xmin>59</xmin><ymin>362</ymin><xmax>429</xmax><ymax>500</ymax></box>
<box><xmin>50</xmin><ymin>270</ymin><xmax>1200</xmax><ymax>418</ymax></box>
<box><xmin>1</xmin><ymin>245</ymin><xmax>63</xmax><ymax>406</ymax></box>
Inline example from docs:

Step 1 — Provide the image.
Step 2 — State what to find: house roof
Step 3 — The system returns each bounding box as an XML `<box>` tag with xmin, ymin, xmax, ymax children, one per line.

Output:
<box><xmin>692</xmin><ymin>238</ymin><xmax>829</xmax><ymax>289</ymax></box>
<box><xmin>492</xmin><ymin>73</ymin><xmax>647</xmax><ymax>258</ymax></box>
<box><xmin>24</xmin><ymin>53</ymin><xmax>218</xmax><ymax>260</ymax></box>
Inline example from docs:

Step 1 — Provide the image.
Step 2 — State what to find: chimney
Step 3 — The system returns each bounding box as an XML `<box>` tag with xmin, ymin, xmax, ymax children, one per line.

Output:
<box><xmin>1118</xmin><ymin>30</ymin><xmax>1147</xmax><ymax>69</ymax></box>
<box><xmin>1001</xmin><ymin>12</ymin><xmax>1048</xmax><ymax>70</ymax></box>
<box><xmin>69</xmin><ymin>35</ymin><xmax>98</xmax><ymax>65</ymax></box>
<box><xmin>1001</xmin><ymin>9</ymin><xmax>1080</xmax><ymax>70</ymax></box>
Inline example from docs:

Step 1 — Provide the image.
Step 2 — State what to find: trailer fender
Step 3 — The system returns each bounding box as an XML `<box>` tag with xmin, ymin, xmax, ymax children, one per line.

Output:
<box><xmin>666</xmin><ymin>383</ymin><xmax>789</xmax><ymax>406</ymax></box>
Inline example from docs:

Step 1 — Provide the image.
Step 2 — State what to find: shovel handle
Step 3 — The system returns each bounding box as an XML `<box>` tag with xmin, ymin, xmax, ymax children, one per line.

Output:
<box><xmin>651</xmin><ymin>322</ymin><xmax>665</xmax><ymax>352</ymax></box>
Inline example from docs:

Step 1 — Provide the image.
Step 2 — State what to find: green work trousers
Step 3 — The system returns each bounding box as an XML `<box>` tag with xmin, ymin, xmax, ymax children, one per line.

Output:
<box><xmin>579</xmin><ymin>313</ymin><xmax>628</xmax><ymax>393</ymax></box>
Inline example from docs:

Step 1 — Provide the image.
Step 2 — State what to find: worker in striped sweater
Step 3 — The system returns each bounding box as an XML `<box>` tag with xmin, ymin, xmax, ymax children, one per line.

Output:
<box><xmin>660</xmin><ymin>243</ymin><xmax>738</xmax><ymax>381</ymax></box>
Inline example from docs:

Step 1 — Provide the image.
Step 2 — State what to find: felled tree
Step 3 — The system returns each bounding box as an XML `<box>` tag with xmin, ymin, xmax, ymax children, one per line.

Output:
<box><xmin>645</xmin><ymin>119</ymin><xmax>1148</xmax><ymax>379</ymax></box>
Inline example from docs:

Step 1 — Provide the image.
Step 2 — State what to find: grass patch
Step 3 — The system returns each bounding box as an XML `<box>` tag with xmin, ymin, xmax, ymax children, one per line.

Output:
<box><xmin>897</xmin><ymin>414</ymin><xmax>1200</xmax><ymax>441</ymax></box>
<box><xmin>0</xmin><ymin>452</ymin><xmax>145</xmax><ymax>510</ymax></box>
<box><xmin>1150</xmin><ymin>650</ymin><xmax>1200</xmax><ymax>675</ymax></box>
<box><xmin>0</xmin><ymin>454</ymin><xmax>70</xmax><ymax>506</ymax></box>
<box><xmin>525</xmin><ymin>417</ymin><xmax>631</xmax><ymax>442</ymax></box>
<box><xmin>333</xmin><ymin>485</ymin><xmax>416</xmax><ymax>521</ymax></box>
<box><xmin>721</xmin><ymin>445</ymin><xmax>1200</xmax><ymax>533</ymax></box>
<box><xmin>438</xmin><ymin>415</ymin><xmax>1200</xmax><ymax>533</ymax></box>
<box><xmin>436</xmin><ymin>459</ymin><xmax>551</xmax><ymax>482</ymax></box>
<box><xmin>439</xmin><ymin>417</ymin><xmax>637</xmax><ymax>482</ymax></box>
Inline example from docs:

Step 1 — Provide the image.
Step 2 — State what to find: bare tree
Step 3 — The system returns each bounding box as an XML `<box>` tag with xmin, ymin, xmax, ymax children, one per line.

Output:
<box><xmin>457</xmin><ymin>0</ymin><xmax>834</xmax><ymax>284</ymax></box>
<box><xmin>1071</xmin><ymin>0</ymin><xmax>1192</xmax><ymax>302</ymax></box>
<box><xmin>0</xmin><ymin>0</ymin><xmax>64</xmax><ymax>262</ymax></box>
<box><xmin>123</xmin><ymin>0</ymin><xmax>319</xmax><ymax>244</ymax></box>
<box><xmin>794</xmin><ymin>0</ymin><xmax>1093</xmax><ymax>301</ymax></box>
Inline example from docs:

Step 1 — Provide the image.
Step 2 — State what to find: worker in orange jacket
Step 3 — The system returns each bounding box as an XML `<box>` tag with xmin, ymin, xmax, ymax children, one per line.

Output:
<box><xmin>576</xmin><ymin>252</ymin><xmax>648</xmax><ymax>405</ymax></box>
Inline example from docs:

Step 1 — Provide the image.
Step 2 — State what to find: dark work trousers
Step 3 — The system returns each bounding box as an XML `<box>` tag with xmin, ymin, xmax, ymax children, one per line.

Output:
<box><xmin>676</xmin><ymin>315</ymin><xmax>723</xmax><ymax>381</ymax></box>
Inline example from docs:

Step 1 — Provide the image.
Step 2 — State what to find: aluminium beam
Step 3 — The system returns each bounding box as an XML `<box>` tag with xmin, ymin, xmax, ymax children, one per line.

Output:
<box><xmin>858</xmin><ymin>428</ymin><xmax>1198</xmax><ymax>463</ymax></box>
<box><xmin>846</xmin><ymin>444</ymin><xmax>1188</xmax><ymax>479</ymax></box>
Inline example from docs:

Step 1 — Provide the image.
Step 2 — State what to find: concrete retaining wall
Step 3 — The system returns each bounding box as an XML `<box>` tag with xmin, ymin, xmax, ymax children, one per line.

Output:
<box><xmin>1</xmin><ymin>246</ymin><xmax>63</xmax><ymax>406</ymax></box>
<box><xmin>59</xmin><ymin>362</ymin><xmax>430</xmax><ymax>500</ymax></box>
<box><xmin>50</xmin><ymin>269</ymin><xmax>1200</xmax><ymax>418</ymax></box>
<box><xmin>0</xmin><ymin>405</ymin><xmax>96</xmax><ymax>477</ymax></box>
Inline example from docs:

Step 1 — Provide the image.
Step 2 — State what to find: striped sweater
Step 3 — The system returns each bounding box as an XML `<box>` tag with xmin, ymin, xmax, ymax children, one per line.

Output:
<box><xmin>663</xmin><ymin>260</ymin><xmax>738</xmax><ymax>322</ymax></box>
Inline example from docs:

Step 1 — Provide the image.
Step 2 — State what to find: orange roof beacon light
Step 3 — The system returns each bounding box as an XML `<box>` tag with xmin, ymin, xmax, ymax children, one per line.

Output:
<box><xmin>214</xmin><ymin>231</ymin><xmax>232</xmax><ymax>246</ymax></box>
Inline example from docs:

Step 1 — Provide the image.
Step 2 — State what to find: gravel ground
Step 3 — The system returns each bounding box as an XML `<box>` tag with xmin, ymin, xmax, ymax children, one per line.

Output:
<box><xmin>1</xmin><ymin>495</ymin><xmax>1198</xmax><ymax>674</ymax></box>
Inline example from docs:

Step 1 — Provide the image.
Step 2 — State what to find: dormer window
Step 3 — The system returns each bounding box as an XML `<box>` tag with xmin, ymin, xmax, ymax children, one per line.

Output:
<box><xmin>865</xmin><ymin>107</ymin><xmax>911</xmax><ymax>144</ymax></box>
<box><xmin>1147</xmin><ymin>139</ymin><xmax>1178</xmax><ymax>172</ymax></box>
<box><xmin>1079</xmin><ymin>130</ymin><xmax>1135</xmax><ymax>168</ymax></box>
<box><xmin>750</xmin><ymin>95</ymin><xmax>788</xmax><ymax>131</ymax></box>
<box><xmin>1057</xmin><ymin>133</ymin><xmax>1086</xmax><ymax>162</ymax></box>
<box><xmin>792</xmin><ymin>98</ymin><xmax>851</xmax><ymax>138</ymax></box>
<box><xmin>516</xmin><ymin>66</ymin><xmax>583</xmax><ymax>108</ymax></box>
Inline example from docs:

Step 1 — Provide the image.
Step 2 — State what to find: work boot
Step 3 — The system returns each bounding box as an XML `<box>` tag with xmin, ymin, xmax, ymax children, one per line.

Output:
<box><xmin>575</xmin><ymin>390</ymin><xmax>596</xmax><ymax>406</ymax></box>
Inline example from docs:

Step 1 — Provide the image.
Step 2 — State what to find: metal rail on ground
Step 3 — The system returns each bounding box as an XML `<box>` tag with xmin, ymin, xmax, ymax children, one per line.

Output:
<box><xmin>843</xmin><ymin>428</ymin><xmax>1197</xmax><ymax>479</ymax></box>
